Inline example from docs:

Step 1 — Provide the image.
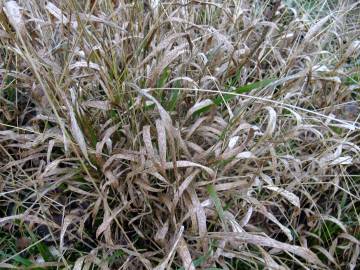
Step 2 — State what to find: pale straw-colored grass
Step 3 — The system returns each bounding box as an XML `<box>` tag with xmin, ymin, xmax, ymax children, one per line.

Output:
<box><xmin>0</xmin><ymin>0</ymin><xmax>359</xmax><ymax>269</ymax></box>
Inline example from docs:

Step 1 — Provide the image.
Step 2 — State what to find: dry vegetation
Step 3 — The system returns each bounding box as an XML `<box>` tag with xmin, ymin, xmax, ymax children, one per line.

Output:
<box><xmin>0</xmin><ymin>0</ymin><xmax>360</xmax><ymax>269</ymax></box>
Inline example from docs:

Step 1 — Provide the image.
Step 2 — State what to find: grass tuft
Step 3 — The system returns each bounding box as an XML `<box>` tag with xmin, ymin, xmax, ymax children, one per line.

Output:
<box><xmin>0</xmin><ymin>0</ymin><xmax>359</xmax><ymax>269</ymax></box>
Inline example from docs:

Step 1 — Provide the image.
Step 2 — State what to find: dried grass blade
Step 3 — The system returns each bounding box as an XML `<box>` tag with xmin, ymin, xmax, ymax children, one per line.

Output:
<box><xmin>68</xmin><ymin>104</ymin><xmax>89</xmax><ymax>161</ymax></box>
<box><xmin>3</xmin><ymin>1</ymin><xmax>26</xmax><ymax>36</ymax></box>
<box><xmin>209</xmin><ymin>232</ymin><xmax>324</xmax><ymax>266</ymax></box>
<box><xmin>265</xmin><ymin>185</ymin><xmax>300</xmax><ymax>208</ymax></box>
<box><xmin>173</xmin><ymin>169</ymin><xmax>200</xmax><ymax>206</ymax></box>
<box><xmin>164</xmin><ymin>160</ymin><xmax>215</xmax><ymax>177</ymax></box>
<box><xmin>153</xmin><ymin>226</ymin><xmax>184</xmax><ymax>270</ymax></box>
<box><xmin>177</xmin><ymin>237</ymin><xmax>195</xmax><ymax>270</ymax></box>
<box><xmin>143</xmin><ymin>125</ymin><xmax>157</xmax><ymax>161</ymax></box>
<box><xmin>156</xmin><ymin>119</ymin><xmax>167</xmax><ymax>166</ymax></box>
<box><xmin>60</xmin><ymin>215</ymin><xmax>75</xmax><ymax>252</ymax></box>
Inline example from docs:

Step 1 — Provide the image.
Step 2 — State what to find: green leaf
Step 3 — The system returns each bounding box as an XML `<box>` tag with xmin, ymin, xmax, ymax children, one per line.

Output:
<box><xmin>166</xmin><ymin>80</ymin><xmax>181</xmax><ymax>111</ymax></box>
<box><xmin>2</xmin><ymin>75</ymin><xmax>16</xmax><ymax>102</ymax></box>
<box><xmin>25</xmin><ymin>224</ymin><xmax>53</xmax><ymax>262</ymax></box>
<box><xmin>157</xmin><ymin>68</ymin><xmax>171</xmax><ymax>104</ymax></box>
<box><xmin>35</xmin><ymin>243</ymin><xmax>52</xmax><ymax>262</ymax></box>
<box><xmin>156</xmin><ymin>68</ymin><xmax>171</xmax><ymax>89</ymax></box>
<box><xmin>194</xmin><ymin>79</ymin><xmax>274</xmax><ymax>116</ymax></box>
<box><xmin>344</xmin><ymin>73</ymin><xmax>360</xmax><ymax>86</ymax></box>
<box><xmin>213</xmin><ymin>78</ymin><xmax>274</xmax><ymax>106</ymax></box>
<box><xmin>80</xmin><ymin>115</ymin><xmax>98</xmax><ymax>148</ymax></box>
<box><xmin>177</xmin><ymin>254</ymin><xmax>208</xmax><ymax>270</ymax></box>
<box><xmin>108</xmin><ymin>250</ymin><xmax>125</xmax><ymax>264</ymax></box>
<box><xmin>13</xmin><ymin>255</ymin><xmax>33</xmax><ymax>267</ymax></box>
<box><xmin>207</xmin><ymin>184</ymin><xmax>225</xmax><ymax>222</ymax></box>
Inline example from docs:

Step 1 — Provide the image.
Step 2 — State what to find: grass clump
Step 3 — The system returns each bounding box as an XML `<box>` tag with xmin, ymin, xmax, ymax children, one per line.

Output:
<box><xmin>0</xmin><ymin>0</ymin><xmax>359</xmax><ymax>269</ymax></box>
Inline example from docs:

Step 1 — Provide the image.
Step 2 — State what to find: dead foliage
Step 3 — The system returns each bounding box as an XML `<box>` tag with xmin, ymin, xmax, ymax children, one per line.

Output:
<box><xmin>0</xmin><ymin>0</ymin><xmax>359</xmax><ymax>269</ymax></box>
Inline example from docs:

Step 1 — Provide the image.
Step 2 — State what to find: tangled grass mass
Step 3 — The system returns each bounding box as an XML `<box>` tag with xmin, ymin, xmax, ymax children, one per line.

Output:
<box><xmin>0</xmin><ymin>0</ymin><xmax>360</xmax><ymax>269</ymax></box>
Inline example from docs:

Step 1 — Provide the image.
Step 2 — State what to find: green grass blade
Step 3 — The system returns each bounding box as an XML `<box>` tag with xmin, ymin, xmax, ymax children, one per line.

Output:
<box><xmin>207</xmin><ymin>184</ymin><xmax>225</xmax><ymax>222</ymax></box>
<box><xmin>193</xmin><ymin>79</ymin><xmax>274</xmax><ymax>116</ymax></box>
<box><xmin>213</xmin><ymin>78</ymin><xmax>274</xmax><ymax>106</ymax></box>
<box><xmin>13</xmin><ymin>255</ymin><xmax>33</xmax><ymax>267</ymax></box>
<box><xmin>166</xmin><ymin>80</ymin><xmax>181</xmax><ymax>111</ymax></box>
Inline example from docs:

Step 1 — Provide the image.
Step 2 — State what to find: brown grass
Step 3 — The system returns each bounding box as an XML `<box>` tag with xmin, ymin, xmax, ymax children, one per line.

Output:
<box><xmin>0</xmin><ymin>0</ymin><xmax>359</xmax><ymax>269</ymax></box>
